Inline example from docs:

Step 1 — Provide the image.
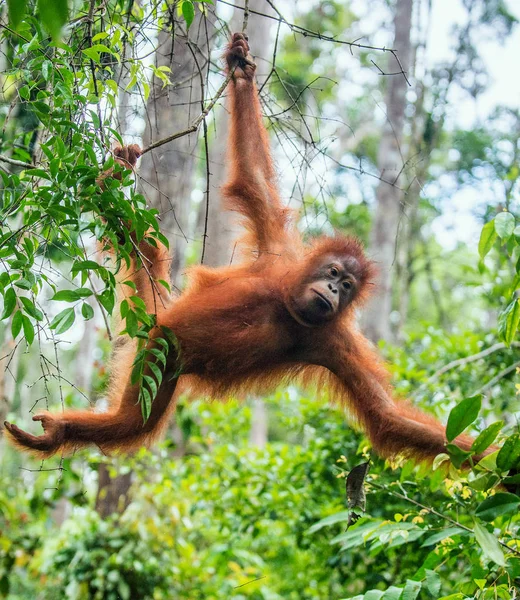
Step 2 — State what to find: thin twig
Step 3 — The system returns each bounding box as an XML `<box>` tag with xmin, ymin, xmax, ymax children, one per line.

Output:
<box><xmin>424</xmin><ymin>342</ymin><xmax>520</xmax><ymax>384</ymax></box>
<box><xmin>219</xmin><ymin>0</ymin><xmax>396</xmax><ymax>54</ymax></box>
<box><xmin>140</xmin><ymin>69</ymin><xmax>235</xmax><ymax>154</ymax></box>
<box><xmin>473</xmin><ymin>360</ymin><xmax>520</xmax><ymax>397</ymax></box>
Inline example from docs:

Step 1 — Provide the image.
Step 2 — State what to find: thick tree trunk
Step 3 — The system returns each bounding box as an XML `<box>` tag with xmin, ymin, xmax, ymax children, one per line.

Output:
<box><xmin>363</xmin><ymin>0</ymin><xmax>413</xmax><ymax>343</ymax></box>
<box><xmin>95</xmin><ymin>463</ymin><xmax>133</xmax><ymax>518</ymax></box>
<box><xmin>140</xmin><ymin>14</ymin><xmax>217</xmax><ymax>286</ymax></box>
<box><xmin>201</xmin><ymin>0</ymin><xmax>273</xmax><ymax>268</ymax></box>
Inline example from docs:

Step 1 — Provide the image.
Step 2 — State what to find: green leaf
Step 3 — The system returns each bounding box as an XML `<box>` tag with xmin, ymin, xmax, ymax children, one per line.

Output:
<box><xmin>495</xmin><ymin>211</ymin><xmax>515</xmax><ymax>241</ymax></box>
<box><xmin>476</xmin><ymin>492</ymin><xmax>520</xmax><ymax>522</ymax></box>
<box><xmin>22</xmin><ymin>315</ymin><xmax>34</xmax><ymax>344</ymax></box>
<box><xmin>148</xmin><ymin>348</ymin><xmax>166</xmax><ymax>368</ymax></box>
<box><xmin>381</xmin><ymin>587</ymin><xmax>403</xmax><ymax>600</ymax></box>
<box><xmin>81</xmin><ymin>302</ymin><xmax>94</xmax><ymax>320</ymax></box>
<box><xmin>420</xmin><ymin>527</ymin><xmax>467</xmax><ymax>547</ymax></box>
<box><xmin>20</xmin><ymin>297</ymin><xmax>43</xmax><ymax>321</ymax></box>
<box><xmin>478</xmin><ymin>220</ymin><xmax>497</xmax><ymax>258</ymax></box>
<box><xmin>401</xmin><ymin>579</ymin><xmax>421</xmax><ymax>600</ymax></box>
<box><xmin>148</xmin><ymin>362</ymin><xmax>163</xmax><ymax>386</ymax></box>
<box><xmin>143</xmin><ymin>374</ymin><xmax>157</xmax><ymax>398</ymax></box>
<box><xmin>71</xmin><ymin>260</ymin><xmax>101</xmax><ymax>274</ymax></box>
<box><xmin>1</xmin><ymin>287</ymin><xmax>16</xmax><ymax>319</ymax></box>
<box><xmin>158</xmin><ymin>279</ymin><xmax>171</xmax><ymax>293</ymax></box>
<box><xmin>446</xmin><ymin>444</ymin><xmax>472</xmax><ymax>469</ymax></box>
<box><xmin>473</xmin><ymin>521</ymin><xmax>506</xmax><ymax>566</ymax></box>
<box><xmin>308</xmin><ymin>510</ymin><xmax>350</xmax><ymax>534</ymax></box>
<box><xmin>446</xmin><ymin>395</ymin><xmax>481</xmax><ymax>442</ymax></box>
<box><xmin>52</xmin><ymin>289</ymin><xmax>86</xmax><ymax>302</ymax></box>
<box><xmin>7</xmin><ymin>0</ymin><xmax>28</xmax><ymax>29</ymax></box>
<box><xmin>471</xmin><ymin>421</ymin><xmax>503</xmax><ymax>455</ymax></box>
<box><xmin>502</xmin><ymin>473</ymin><xmax>520</xmax><ymax>485</ymax></box>
<box><xmin>15</xmin><ymin>278</ymin><xmax>33</xmax><ymax>290</ymax></box>
<box><xmin>129</xmin><ymin>295</ymin><xmax>147</xmax><ymax>312</ymax></box>
<box><xmin>424</xmin><ymin>570</ymin><xmax>441</xmax><ymax>597</ymax></box>
<box><xmin>125</xmin><ymin>311</ymin><xmax>138</xmax><ymax>337</ymax></box>
<box><xmin>364</xmin><ymin>592</ymin><xmax>383</xmax><ymax>600</ymax></box>
<box><xmin>131</xmin><ymin>349</ymin><xmax>146</xmax><ymax>385</ymax></box>
<box><xmin>497</xmin><ymin>433</ymin><xmax>520</xmax><ymax>471</ymax></box>
<box><xmin>181</xmin><ymin>1</ymin><xmax>195</xmax><ymax>27</ymax></box>
<box><xmin>97</xmin><ymin>290</ymin><xmax>115</xmax><ymax>315</ymax></box>
<box><xmin>37</xmin><ymin>0</ymin><xmax>68</xmax><ymax>40</ymax></box>
<box><xmin>140</xmin><ymin>386</ymin><xmax>152</xmax><ymax>421</ymax></box>
<box><xmin>498</xmin><ymin>298</ymin><xmax>520</xmax><ymax>346</ymax></box>
<box><xmin>50</xmin><ymin>307</ymin><xmax>76</xmax><ymax>334</ymax></box>
<box><xmin>11</xmin><ymin>310</ymin><xmax>23</xmax><ymax>338</ymax></box>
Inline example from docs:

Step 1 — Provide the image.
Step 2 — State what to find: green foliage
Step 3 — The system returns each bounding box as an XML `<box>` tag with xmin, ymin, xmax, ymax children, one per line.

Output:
<box><xmin>130</xmin><ymin>328</ymin><xmax>180</xmax><ymax>421</ymax></box>
<box><xmin>446</xmin><ymin>395</ymin><xmax>481</xmax><ymax>442</ymax></box>
<box><xmin>38</xmin><ymin>510</ymin><xmax>172</xmax><ymax>599</ymax></box>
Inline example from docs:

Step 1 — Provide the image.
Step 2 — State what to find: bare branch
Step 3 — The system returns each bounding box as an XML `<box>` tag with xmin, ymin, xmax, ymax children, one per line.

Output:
<box><xmin>0</xmin><ymin>154</ymin><xmax>33</xmax><ymax>168</ymax></box>
<box><xmin>140</xmin><ymin>69</ymin><xmax>235</xmax><ymax>155</ymax></box>
<box><xmin>425</xmin><ymin>342</ymin><xmax>520</xmax><ymax>383</ymax></box>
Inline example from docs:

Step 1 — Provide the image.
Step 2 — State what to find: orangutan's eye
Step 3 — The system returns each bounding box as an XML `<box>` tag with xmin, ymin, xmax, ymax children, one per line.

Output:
<box><xmin>343</xmin><ymin>280</ymin><xmax>352</xmax><ymax>290</ymax></box>
<box><xmin>329</xmin><ymin>266</ymin><xmax>339</xmax><ymax>277</ymax></box>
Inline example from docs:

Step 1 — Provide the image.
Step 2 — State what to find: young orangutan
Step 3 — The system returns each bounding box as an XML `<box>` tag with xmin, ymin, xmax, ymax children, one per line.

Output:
<box><xmin>4</xmin><ymin>33</ymin><xmax>480</xmax><ymax>464</ymax></box>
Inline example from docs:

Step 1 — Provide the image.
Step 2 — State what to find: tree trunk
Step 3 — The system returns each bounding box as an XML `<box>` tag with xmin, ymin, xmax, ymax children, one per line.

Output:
<box><xmin>140</xmin><ymin>13</ymin><xmax>217</xmax><ymax>286</ymax></box>
<box><xmin>363</xmin><ymin>0</ymin><xmax>413</xmax><ymax>343</ymax></box>
<box><xmin>95</xmin><ymin>464</ymin><xmax>133</xmax><ymax>518</ymax></box>
<box><xmin>201</xmin><ymin>1</ymin><xmax>274</xmax><ymax>268</ymax></box>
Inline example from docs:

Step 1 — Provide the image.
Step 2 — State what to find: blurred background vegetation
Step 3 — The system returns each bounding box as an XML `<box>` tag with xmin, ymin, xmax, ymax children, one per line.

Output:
<box><xmin>1</xmin><ymin>0</ymin><xmax>520</xmax><ymax>598</ymax></box>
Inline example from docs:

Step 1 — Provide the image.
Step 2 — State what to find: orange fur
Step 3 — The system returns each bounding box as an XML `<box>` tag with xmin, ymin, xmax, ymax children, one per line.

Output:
<box><xmin>4</xmin><ymin>34</ymin><xmax>484</xmax><ymax>466</ymax></box>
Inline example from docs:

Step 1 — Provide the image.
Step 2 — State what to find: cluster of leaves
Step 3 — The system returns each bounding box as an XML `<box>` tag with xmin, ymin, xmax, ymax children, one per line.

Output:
<box><xmin>6</xmin><ymin>0</ymin><xmax>207</xmax><ymax>40</ymax></box>
<box><xmin>2</xmin><ymin>385</ymin><xmax>520</xmax><ymax>599</ymax></box>
<box><xmin>478</xmin><ymin>210</ymin><xmax>520</xmax><ymax>345</ymax></box>
<box><xmin>0</xmin><ymin>7</ymin><xmax>178</xmax><ymax>416</ymax></box>
<box><xmin>316</xmin><ymin>385</ymin><xmax>520</xmax><ymax>599</ymax></box>
<box><xmin>130</xmin><ymin>326</ymin><xmax>180</xmax><ymax>421</ymax></box>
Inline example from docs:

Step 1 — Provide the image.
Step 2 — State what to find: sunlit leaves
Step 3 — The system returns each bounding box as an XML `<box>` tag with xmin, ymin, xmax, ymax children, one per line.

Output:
<box><xmin>82</xmin><ymin>44</ymin><xmax>120</xmax><ymax>65</ymax></box>
<box><xmin>471</xmin><ymin>421</ymin><xmax>503</xmax><ymax>455</ymax></box>
<box><xmin>50</xmin><ymin>307</ymin><xmax>76</xmax><ymax>334</ymax></box>
<box><xmin>446</xmin><ymin>395</ymin><xmax>481</xmax><ymax>442</ymax></box>
<box><xmin>478</xmin><ymin>211</ymin><xmax>516</xmax><ymax>259</ymax></box>
<box><xmin>478</xmin><ymin>220</ymin><xmax>496</xmax><ymax>258</ymax></box>
<box><xmin>498</xmin><ymin>297</ymin><xmax>520</xmax><ymax>346</ymax></box>
<box><xmin>494</xmin><ymin>211</ymin><xmax>515</xmax><ymax>241</ymax></box>
<box><xmin>51</xmin><ymin>288</ymin><xmax>92</xmax><ymax>302</ymax></box>
<box><xmin>473</xmin><ymin>521</ymin><xmax>506</xmax><ymax>566</ymax></box>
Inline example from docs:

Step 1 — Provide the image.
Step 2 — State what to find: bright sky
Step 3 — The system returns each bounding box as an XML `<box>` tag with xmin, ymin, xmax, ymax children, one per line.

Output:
<box><xmin>427</xmin><ymin>0</ymin><xmax>520</xmax><ymax>249</ymax></box>
<box><xmin>280</xmin><ymin>0</ymin><xmax>520</xmax><ymax>249</ymax></box>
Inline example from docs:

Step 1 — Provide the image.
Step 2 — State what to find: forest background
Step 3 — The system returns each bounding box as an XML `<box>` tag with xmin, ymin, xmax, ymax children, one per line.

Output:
<box><xmin>1</xmin><ymin>0</ymin><xmax>520</xmax><ymax>598</ymax></box>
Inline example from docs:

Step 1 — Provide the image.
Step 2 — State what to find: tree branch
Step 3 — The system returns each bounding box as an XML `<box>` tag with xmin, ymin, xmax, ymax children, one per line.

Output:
<box><xmin>0</xmin><ymin>154</ymin><xmax>33</xmax><ymax>169</ymax></box>
<box><xmin>425</xmin><ymin>342</ymin><xmax>520</xmax><ymax>384</ymax></box>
